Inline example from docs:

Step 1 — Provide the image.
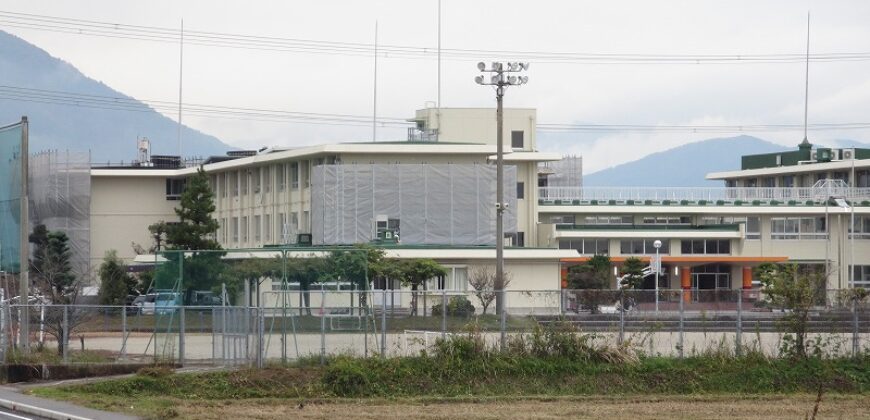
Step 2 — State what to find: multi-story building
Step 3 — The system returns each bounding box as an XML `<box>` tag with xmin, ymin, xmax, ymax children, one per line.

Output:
<box><xmin>537</xmin><ymin>140</ymin><xmax>870</xmax><ymax>293</ymax></box>
<box><xmin>87</xmin><ymin>107</ymin><xmax>573</xmax><ymax>297</ymax></box>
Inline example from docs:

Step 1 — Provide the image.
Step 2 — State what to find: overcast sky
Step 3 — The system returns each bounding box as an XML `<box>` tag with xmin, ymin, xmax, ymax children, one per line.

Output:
<box><xmin>3</xmin><ymin>0</ymin><xmax>870</xmax><ymax>172</ymax></box>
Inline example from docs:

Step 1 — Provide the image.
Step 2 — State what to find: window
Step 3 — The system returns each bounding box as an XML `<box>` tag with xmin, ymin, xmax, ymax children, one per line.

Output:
<box><xmin>220</xmin><ymin>218</ymin><xmax>227</xmax><ymax>243</ymax></box>
<box><xmin>278</xmin><ymin>212</ymin><xmax>285</xmax><ymax>241</ymax></box>
<box><xmin>745</xmin><ymin>178</ymin><xmax>757</xmax><ymax>188</ymax></box>
<box><xmin>231</xmin><ymin>217</ymin><xmax>239</xmax><ymax>243</ymax></box>
<box><xmin>426</xmin><ymin>266</ymin><xmax>468</xmax><ymax>291</ymax></box>
<box><xmin>516</xmin><ymin>182</ymin><xmax>524</xmax><ymax>199</ymax></box>
<box><xmin>699</xmin><ymin>216</ymin><xmax>746</xmax><ymax>225</ymax></box>
<box><xmin>559</xmin><ymin>238</ymin><xmax>610</xmax><ymax>255</ymax></box>
<box><xmin>253</xmin><ymin>168</ymin><xmax>261</xmax><ymax>194</ymax></box>
<box><xmin>582</xmin><ymin>215</ymin><xmax>633</xmax><ymax>225</ymax></box>
<box><xmin>550</xmin><ymin>215</ymin><xmax>576</xmax><ymax>224</ymax></box>
<box><xmin>833</xmin><ymin>171</ymin><xmax>849</xmax><ymax>185</ymax></box>
<box><xmin>303</xmin><ymin>211</ymin><xmax>310</xmax><ymax>231</ymax></box>
<box><xmin>642</xmin><ymin>216</ymin><xmax>691</xmax><ymax>225</ymax></box>
<box><xmin>782</xmin><ymin>175</ymin><xmax>794</xmax><ymax>188</ymax></box>
<box><xmin>771</xmin><ymin>217</ymin><xmax>826</xmax><ymax>239</ymax></box>
<box><xmin>241</xmin><ymin>216</ymin><xmax>248</xmax><ymax>243</ymax></box>
<box><xmin>240</xmin><ymin>171</ymin><xmax>248</xmax><ymax>195</ymax></box>
<box><xmin>216</xmin><ymin>175</ymin><xmax>224</xmax><ymax>198</ymax></box>
<box><xmin>762</xmin><ymin>177</ymin><xmax>775</xmax><ymax>188</ymax></box>
<box><xmin>290</xmin><ymin>162</ymin><xmax>299</xmax><ymax>188</ymax></box>
<box><xmin>851</xmin><ymin>265</ymin><xmax>870</xmax><ymax>287</ymax></box>
<box><xmin>264</xmin><ymin>214</ymin><xmax>271</xmax><ymax>242</ymax></box>
<box><xmin>291</xmin><ymin>212</ymin><xmax>299</xmax><ymax>233</ymax></box>
<box><xmin>277</xmin><ymin>164</ymin><xmax>286</xmax><ymax>191</ymax></box>
<box><xmin>680</xmin><ymin>239</ymin><xmax>731</xmax><ymax>255</ymax></box>
<box><xmin>301</xmin><ymin>161</ymin><xmax>310</xmax><ymax>187</ymax></box>
<box><xmin>511</xmin><ymin>130</ymin><xmax>524</xmax><ymax>149</ymax></box>
<box><xmin>857</xmin><ymin>170</ymin><xmax>870</xmax><ymax>188</ymax></box>
<box><xmin>746</xmin><ymin>216</ymin><xmax>761</xmax><ymax>239</ymax></box>
<box><xmin>849</xmin><ymin>216</ymin><xmax>870</xmax><ymax>239</ymax></box>
<box><xmin>263</xmin><ymin>166</ymin><xmax>272</xmax><ymax>193</ymax></box>
<box><xmin>725</xmin><ymin>180</ymin><xmax>736</xmax><ymax>188</ymax></box>
<box><xmin>165</xmin><ymin>178</ymin><xmax>186</xmax><ymax>200</ymax></box>
<box><xmin>516</xmin><ymin>232</ymin><xmax>525</xmax><ymax>247</ymax></box>
<box><xmin>221</xmin><ymin>173</ymin><xmax>227</xmax><ymax>197</ymax></box>
<box><xmin>254</xmin><ymin>215</ymin><xmax>261</xmax><ymax>242</ymax></box>
<box><xmin>619</xmin><ymin>239</ymin><xmax>669</xmax><ymax>255</ymax></box>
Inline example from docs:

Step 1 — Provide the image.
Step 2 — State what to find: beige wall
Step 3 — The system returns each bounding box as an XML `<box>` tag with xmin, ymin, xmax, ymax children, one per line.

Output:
<box><xmin>89</xmin><ymin>176</ymin><xmax>178</xmax><ymax>277</ymax></box>
<box><xmin>414</xmin><ymin>108</ymin><xmax>537</xmax><ymax>151</ymax></box>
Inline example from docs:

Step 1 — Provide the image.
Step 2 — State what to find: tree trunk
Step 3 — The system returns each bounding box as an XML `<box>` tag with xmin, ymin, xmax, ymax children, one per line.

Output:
<box><xmin>411</xmin><ymin>284</ymin><xmax>418</xmax><ymax>317</ymax></box>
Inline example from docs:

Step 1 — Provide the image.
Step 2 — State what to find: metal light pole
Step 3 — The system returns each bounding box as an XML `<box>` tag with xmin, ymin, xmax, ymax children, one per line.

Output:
<box><xmin>475</xmin><ymin>62</ymin><xmax>529</xmax><ymax>317</ymax></box>
<box><xmin>653</xmin><ymin>240</ymin><xmax>662</xmax><ymax>312</ymax></box>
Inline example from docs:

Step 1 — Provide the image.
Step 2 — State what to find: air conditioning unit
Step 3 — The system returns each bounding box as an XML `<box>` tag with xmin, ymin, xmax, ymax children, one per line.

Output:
<box><xmin>843</xmin><ymin>149</ymin><xmax>855</xmax><ymax>160</ymax></box>
<box><xmin>296</xmin><ymin>233</ymin><xmax>312</xmax><ymax>246</ymax></box>
<box><xmin>810</xmin><ymin>150</ymin><xmax>818</xmax><ymax>161</ymax></box>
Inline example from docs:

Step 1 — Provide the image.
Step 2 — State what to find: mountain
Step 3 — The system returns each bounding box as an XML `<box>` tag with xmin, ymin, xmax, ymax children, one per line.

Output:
<box><xmin>583</xmin><ymin>135</ymin><xmax>787</xmax><ymax>187</ymax></box>
<box><xmin>0</xmin><ymin>31</ymin><xmax>232</xmax><ymax>162</ymax></box>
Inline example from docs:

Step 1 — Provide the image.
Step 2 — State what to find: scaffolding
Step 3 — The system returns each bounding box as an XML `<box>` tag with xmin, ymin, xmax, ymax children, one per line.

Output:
<box><xmin>540</xmin><ymin>155</ymin><xmax>583</xmax><ymax>188</ymax></box>
<box><xmin>311</xmin><ymin>163</ymin><xmax>518</xmax><ymax>246</ymax></box>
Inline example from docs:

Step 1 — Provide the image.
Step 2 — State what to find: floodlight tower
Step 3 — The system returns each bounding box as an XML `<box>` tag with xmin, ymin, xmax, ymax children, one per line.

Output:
<box><xmin>474</xmin><ymin>62</ymin><xmax>529</xmax><ymax>318</ymax></box>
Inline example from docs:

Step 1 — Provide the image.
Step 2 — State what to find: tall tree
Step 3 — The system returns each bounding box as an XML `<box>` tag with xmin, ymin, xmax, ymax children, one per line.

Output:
<box><xmin>619</xmin><ymin>257</ymin><xmax>645</xmax><ymax>289</ymax></box>
<box><xmin>166</xmin><ymin>168</ymin><xmax>220</xmax><ymax>251</ymax></box>
<box><xmin>159</xmin><ymin>168</ymin><xmax>223</xmax><ymax>301</ymax></box>
<box><xmin>398</xmin><ymin>259</ymin><xmax>447</xmax><ymax>317</ymax></box>
<box><xmin>98</xmin><ymin>250</ymin><xmax>136</xmax><ymax>305</ymax></box>
<box><xmin>29</xmin><ymin>226</ymin><xmax>76</xmax><ymax>303</ymax></box>
<box><xmin>567</xmin><ymin>255</ymin><xmax>613</xmax><ymax>314</ymax></box>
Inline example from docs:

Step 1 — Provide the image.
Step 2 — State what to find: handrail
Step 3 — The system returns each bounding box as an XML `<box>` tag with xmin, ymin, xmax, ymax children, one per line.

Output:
<box><xmin>538</xmin><ymin>186</ymin><xmax>870</xmax><ymax>201</ymax></box>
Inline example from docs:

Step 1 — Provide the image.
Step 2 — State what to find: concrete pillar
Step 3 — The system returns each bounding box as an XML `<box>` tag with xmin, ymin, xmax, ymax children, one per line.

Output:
<box><xmin>680</xmin><ymin>266</ymin><xmax>692</xmax><ymax>303</ymax></box>
<box><xmin>742</xmin><ymin>266</ymin><xmax>753</xmax><ymax>290</ymax></box>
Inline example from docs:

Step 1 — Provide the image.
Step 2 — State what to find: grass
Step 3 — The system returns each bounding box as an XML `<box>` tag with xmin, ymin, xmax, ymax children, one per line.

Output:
<box><xmin>29</xmin><ymin>326</ymin><xmax>870</xmax><ymax>419</ymax></box>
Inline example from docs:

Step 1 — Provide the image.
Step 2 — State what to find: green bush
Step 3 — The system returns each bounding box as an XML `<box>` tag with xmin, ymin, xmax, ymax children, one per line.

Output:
<box><xmin>431</xmin><ymin>295</ymin><xmax>476</xmax><ymax>317</ymax></box>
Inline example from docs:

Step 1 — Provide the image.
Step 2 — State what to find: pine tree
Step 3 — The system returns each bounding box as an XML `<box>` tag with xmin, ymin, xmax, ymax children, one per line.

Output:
<box><xmin>98</xmin><ymin>250</ymin><xmax>135</xmax><ymax>305</ymax></box>
<box><xmin>166</xmin><ymin>167</ymin><xmax>221</xmax><ymax>251</ymax></box>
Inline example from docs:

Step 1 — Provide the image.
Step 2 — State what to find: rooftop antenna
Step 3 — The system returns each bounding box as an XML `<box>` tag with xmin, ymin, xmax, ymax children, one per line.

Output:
<box><xmin>372</xmin><ymin>20</ymin><xmax>378</xmax><ymax>142</ymax></box>
<box><xmin>177</xmin><ymin>18</ymin><xmax>184</xmax><ymax>158</ymax></box>
<box><xmin>802</xmin><ymin>12</ymin><xmax>810</xmax><ymax>144</ymax></box>
<box><xmin>436</xmin><ymin>0</ymin><xmax>441</xmax><ymax>142</ymax></box>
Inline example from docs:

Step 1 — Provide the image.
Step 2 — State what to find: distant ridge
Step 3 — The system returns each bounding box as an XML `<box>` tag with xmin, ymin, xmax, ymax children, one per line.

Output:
<box><xmin>583</xmin><ymin>135</ymin><xmax>787</xmax><ymax>187</ymax></box>
<box><xmin>0</xmin><ymin>30</ymin><xmax>233</xmax><ymax>162</ymax></box>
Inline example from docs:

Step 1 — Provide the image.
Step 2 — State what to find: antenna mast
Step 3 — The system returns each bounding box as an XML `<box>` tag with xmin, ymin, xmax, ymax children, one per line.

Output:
<box><xmin>372</xmin><ymin>21</ymin><xmax>378</xmax><ymax>142</ymax></box>
<box><xmin>802</xmin><ymin>12</ymin><xmax>810</xmax><ymax>142</ymax></box>
<box><xmin>177</xmin><ymin>19</ymin><xmax>184</xmax><ymax>159</ymax></box>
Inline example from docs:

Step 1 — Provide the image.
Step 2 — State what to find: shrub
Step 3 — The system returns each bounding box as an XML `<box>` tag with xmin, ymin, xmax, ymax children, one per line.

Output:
<box><xmin>431</xmin><ymin>295</ymin><xmax>476</xmax><ymax>317</ymax></box>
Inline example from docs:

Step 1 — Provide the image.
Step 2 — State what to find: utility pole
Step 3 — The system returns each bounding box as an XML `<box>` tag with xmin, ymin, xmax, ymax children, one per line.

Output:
<box><xmin>475</xmin><ymin>62</ymin><xmax>529</xmax><ymax>316</ymax></box>
<box><xmin>19</xmin><ymin>116</ymin><xmax>29</xmax><ymax>351</ymax></box>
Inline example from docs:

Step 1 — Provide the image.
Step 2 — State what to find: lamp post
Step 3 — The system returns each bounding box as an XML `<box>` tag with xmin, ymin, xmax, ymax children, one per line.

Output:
<box><xmin>653</xmin><ymin>240</ymin><xmax>662</xmax><ymax>312</ymax></box>
<box><xmin>475</xmin><ymin>62</ymin><xmax>529</xmax><ymax>317</ymax></box>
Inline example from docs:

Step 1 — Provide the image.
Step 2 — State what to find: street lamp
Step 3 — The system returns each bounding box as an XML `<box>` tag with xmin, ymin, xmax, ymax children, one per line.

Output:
<box><xmin>653</xmin><ymin>240</ymin><xmax>662</xmax><ymax>312</ymax></box>
<box><xmin>474</xmin><ymin>61</ymin><xmax>529</xmax><ymax>318</ymax></box>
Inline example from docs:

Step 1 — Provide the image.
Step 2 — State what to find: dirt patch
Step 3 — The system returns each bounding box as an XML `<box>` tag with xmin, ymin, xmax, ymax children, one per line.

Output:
<box><xmin>168</xmin><ymin>394</ymin><xmax>870</xmax><ymax>420</ymax></box>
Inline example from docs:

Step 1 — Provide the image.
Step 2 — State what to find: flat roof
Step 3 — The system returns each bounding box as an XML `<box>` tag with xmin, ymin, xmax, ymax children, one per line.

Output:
<box><xmin>707</xmin><ymin>158</ymin><xmax>870</xmax><ymax>180</ymax></box>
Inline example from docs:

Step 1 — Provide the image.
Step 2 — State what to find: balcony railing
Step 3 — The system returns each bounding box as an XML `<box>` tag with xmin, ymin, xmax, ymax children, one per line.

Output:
<box><xmin>538</xmin><ymin>186</ymin><xmax>870</xmax><ymax>203</ymax></box>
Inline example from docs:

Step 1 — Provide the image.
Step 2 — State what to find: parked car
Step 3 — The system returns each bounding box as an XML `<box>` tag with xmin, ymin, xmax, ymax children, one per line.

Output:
<box><xmin>154</xmin><ymin>291</ymin><xmax>182</xmax><ymax>314</ymax></box>
<box><xmin>131</xmin><ymin>294</ymin><xmax>156</xmax><ymax>315</ymax></box>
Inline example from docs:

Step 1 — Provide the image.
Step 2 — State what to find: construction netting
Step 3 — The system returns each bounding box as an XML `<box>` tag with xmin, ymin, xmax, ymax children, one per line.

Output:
<box><xmin>29</xmin><ymin>150</ymin><xmax>92</xmax><ymax>279</ymax></box>
<box><xmin>311</xmin><ymin>164</ymin><xmax>517</xmax><ymax>245</ymax></box>
<box><xmin>0</xmin><ymin>120</ymin><xmax>24</xmax><ymax>273</ymax></box>
<box><xmin>540</xmin><ymin>155</ymin><xmax>582</xmax><ymax>187</ymax></box>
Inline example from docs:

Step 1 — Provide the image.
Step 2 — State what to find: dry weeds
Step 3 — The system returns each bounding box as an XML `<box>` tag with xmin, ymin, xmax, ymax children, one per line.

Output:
<box><xmin>170</xmin><ymin>394</ymin><xmax>870</xmax><ymax>420</ymax></box>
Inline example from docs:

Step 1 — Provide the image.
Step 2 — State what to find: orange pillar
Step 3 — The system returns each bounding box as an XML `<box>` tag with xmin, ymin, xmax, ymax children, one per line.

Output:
<box><xmin>742</xmin><ymin>266</ymin><xmax>753</xmax><ymax>290</ymax></box>
<box><xmin>680</xmin><ymin>266</ymin><xmax>692</xmax><ymax>303</ymax></box>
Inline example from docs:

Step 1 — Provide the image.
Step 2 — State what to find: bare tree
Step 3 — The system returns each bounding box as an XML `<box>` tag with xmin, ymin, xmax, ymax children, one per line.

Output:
<box><xmin>468</xmin><ymin>266</ymin><xmax>512</xmax><ymax>315</ymax></box>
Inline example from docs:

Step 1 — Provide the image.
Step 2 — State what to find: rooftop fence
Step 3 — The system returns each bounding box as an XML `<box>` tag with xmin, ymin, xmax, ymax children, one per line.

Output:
<box><xmin>539</xmin><ymin>186</ymin><xmax>870</xmax><ymax>203</ymax></box>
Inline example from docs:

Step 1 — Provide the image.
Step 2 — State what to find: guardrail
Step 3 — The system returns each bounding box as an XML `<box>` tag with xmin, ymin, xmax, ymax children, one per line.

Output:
<box><xmin>539</xmin><ymin>186</ymin><xmax>870</xmax><ymax>202</ymax></box>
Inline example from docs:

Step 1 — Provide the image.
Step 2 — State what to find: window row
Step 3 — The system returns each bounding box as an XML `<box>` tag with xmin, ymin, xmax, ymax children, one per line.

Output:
<box><xmin>770</xmin><ymin>217</ymin><xmax>826</xmax><ymax>240</ymax></box>
<box><xmin>219</xmin><ymin>211</ymin><xmax>310</xmax><ymax>245</ymax></box>
<box><xmin>558</xmin><ymin>238</ymin><xmax>610</xmax><ymax>255</ymax></box>
<box><xmin>851</xmin><ymin>265</ymin><xmax>870</xmax><ymax>287</ymax></box>
<box><xmin>211</xmin><ymin>160</ymin><xmax>321</xmax><ymax>198</ymax></box>
<box><xmin>619</xmin><ymin>239</ymin><xmax>670</xmax><ymax>255</ymax></box>
<box><xmin>680</xmin><ymin>239</ymin><xmax>731</xmax><ymax>255</ymax></box>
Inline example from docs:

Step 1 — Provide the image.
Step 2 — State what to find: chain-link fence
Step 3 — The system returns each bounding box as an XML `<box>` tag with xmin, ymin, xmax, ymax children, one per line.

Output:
<box><xmin>1</xmin><ymin>288</ymin><xmax>866</xmax><ymax>367</ymax></box>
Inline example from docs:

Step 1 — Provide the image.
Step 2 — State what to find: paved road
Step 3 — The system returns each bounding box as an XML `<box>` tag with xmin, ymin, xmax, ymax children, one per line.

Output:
<box><xmin>0</xmin><ymin>407</ymin><xmax>48</xmax><ymax>420</ymax></box>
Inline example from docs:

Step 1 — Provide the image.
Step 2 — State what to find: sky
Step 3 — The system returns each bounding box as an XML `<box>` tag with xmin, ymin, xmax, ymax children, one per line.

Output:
<box><xmin>3</xmin><ymin>0</ymin><xmax>870</xmax><ymax>172</ymax></box>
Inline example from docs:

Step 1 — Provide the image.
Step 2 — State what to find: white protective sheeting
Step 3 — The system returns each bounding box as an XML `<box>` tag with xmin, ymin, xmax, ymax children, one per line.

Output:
<box><xmin>312</xmin><ymin>163</ymin><xmax>517</xmax><ymax>245</ymax></box>
<box><xmin>29</xmin><ymin>150</ymin><xmax>91</xmax><ymax>279</ymax></box>
<box><xmin>540</xmin><ymin>155</ymin><xmax>582</xmax><ymax>188</ymax></box>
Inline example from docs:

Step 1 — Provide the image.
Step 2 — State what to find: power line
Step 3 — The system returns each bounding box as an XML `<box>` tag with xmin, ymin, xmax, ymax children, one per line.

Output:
<box><xmin>4</xmin><ymin>10</ymin><xmax>870</xmax><ymax>64</ymax></box>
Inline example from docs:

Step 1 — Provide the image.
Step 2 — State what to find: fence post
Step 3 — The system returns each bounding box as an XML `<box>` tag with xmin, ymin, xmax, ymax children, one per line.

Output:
<box><xmin>499</xmin><ymin>290</ymin><xmax>507</xmax><ymax>351</ymax></box>
<box><xmin>320</xmin><ymin>288</ymin><xmax>326</xmax><ymax>366</ymax></box>
<box><xmin>853</xmin><ymin>299</ymin><xmax>860</xmax><ymax>357</ymax></box>
<box><xmin>381</xmin><ymin>288</ymin><xmax>387</xmax><ymax>358</ymax></box>
<box><xmin>618</xmin><ymin>292</ymin><xmax>625</xmax><ymax>345</ymax></box>
<box><xmin>179</xmin><ymin>306</ymin><xmax>185</xmax><ymax>366</ymax></box>
<box><xmin>120</xmin><ymin>306</ymin><xmax>127</xmax><ymax>360</ymax></box>
<box><xmin>678</xmin><ymin>288</ymin><xmax>684</xmax><ymax>359</ymax></box>
<box><xmin>62</xmin><ymin>305</ymin><xmax>69</xmax><ymax>364</ymax></box>
<box><xmin>211</xmin><ymin>307</ymin><xmax>216</xmax><ymax>364</ymax></box>
<box><xmin>441</xmin><ymin>288</ymin><xmax>447</xmax><ymax>340</ymax></box>
<box><xmin>734</xmin><ymin>291</ymin><xmax>742</xmax><ymax>357</ymax></box>
<box><xmin>257</xmin><ymin>308</ymin><xmax>265</xmax><ymax>368</ymax></box>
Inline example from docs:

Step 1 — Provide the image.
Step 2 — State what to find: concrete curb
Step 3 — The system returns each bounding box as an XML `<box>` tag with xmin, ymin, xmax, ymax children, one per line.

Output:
<box><xmin>0</xmin><ymin>397</ymin><xmax>90</xmax><ymax>420</ymax></box>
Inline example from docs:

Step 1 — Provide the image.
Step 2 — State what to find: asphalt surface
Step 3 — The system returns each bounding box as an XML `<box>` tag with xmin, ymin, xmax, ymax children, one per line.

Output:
<box><xmin>0</xmin><ymin>407</ymin><xmax>48</xmax><ymax>420</ymax></box>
